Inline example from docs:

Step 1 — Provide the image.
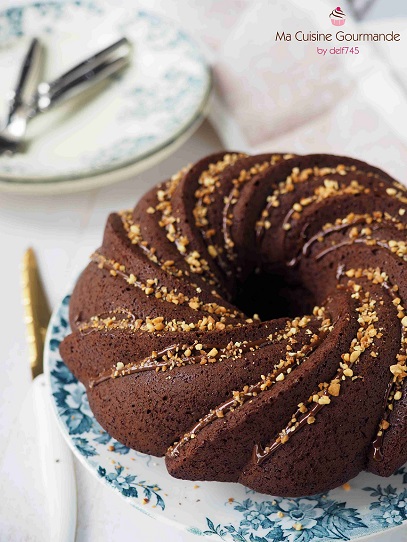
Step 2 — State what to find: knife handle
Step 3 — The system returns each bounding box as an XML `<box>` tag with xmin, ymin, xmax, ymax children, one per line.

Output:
<box><xmin>33</xmin><ymin>374</ymin><xmax>77</xmax><ymax>542</ymax></box>
<box><xmin>21</xmin><ymin>248</ymin><xmax>51</xmax><ymax>379</ymax></box>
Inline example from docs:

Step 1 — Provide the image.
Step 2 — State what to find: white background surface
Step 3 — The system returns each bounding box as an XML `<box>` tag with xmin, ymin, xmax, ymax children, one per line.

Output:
<box><xmin>2</xmin><ymin>1</ymin><xmax>407</xmax><ymax>540</ymax></box>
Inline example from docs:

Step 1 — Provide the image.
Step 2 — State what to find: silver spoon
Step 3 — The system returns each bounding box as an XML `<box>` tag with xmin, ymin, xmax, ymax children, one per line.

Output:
<box><xmin>0</xmin><ymin>37</ymin><xmax>43</xmax><ymax>151</ymax></box>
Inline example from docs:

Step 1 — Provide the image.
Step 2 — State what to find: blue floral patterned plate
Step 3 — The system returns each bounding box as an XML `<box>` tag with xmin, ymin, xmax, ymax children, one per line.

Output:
<box><xmin>0</xmin><ymin>1</ymin><xmax>211</xmax><ymax>193</ymax></box>
<box><xmin>45</xmin><ymin>294</ymin><xmax>407</xmax><ymax>541</ymax></box>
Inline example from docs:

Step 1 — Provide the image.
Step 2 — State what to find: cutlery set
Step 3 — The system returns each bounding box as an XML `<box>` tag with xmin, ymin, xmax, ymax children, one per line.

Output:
<box><xmin>0</xmin><ymin>36</ymin><xmax>131</xmax><ymax>154</ymax></box>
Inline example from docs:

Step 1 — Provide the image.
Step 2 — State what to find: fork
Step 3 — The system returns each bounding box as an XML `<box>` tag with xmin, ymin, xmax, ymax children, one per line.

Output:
<box><xmin>0</xmin><ymin>37</ymin><xmax>131</xmax><ymax>155</ymax></box>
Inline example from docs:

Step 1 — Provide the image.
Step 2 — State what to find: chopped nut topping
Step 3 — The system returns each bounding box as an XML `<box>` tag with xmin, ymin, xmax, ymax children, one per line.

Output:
<box><xmin>349</xmin><ymin>351</ymin><xmax>361</xmax><ymax>363</ymax></box>
<box><xmin>318</xmin><ymin>395</ymin><xmax>331</xmax><ymax>405</ymax></box>
<box><xmin>328</xmin><ymin>382</ymin><xmax>341</xmax><ymax>396</ymax></box>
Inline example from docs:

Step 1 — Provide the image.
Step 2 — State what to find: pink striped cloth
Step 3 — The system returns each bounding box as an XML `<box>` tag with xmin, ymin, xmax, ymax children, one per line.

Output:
<box><xmin>139</xmin><ymin>0</ymin><xmax>407</xmax><ymax>182</ymax></box>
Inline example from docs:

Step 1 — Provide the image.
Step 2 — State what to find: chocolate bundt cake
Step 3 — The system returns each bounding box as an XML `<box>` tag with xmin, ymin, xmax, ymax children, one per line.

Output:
<box><xmin>60</xmin><ymin>152</ymin><xmax>407</xmax><ymax>497</ymax></box>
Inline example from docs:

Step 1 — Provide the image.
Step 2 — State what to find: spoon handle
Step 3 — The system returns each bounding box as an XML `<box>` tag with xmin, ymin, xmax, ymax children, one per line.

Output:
<box><xmin>7</xmin><ymin>38</ymin><xmax>43</xmax><ymax>119</ymax></box>
<box><xmin>36</xmin><ymin>54</ymin><xmax>129</xmax><ymax>112</ymax></box>
<box><xmin>45</xmin><ymin>37</ymin><xmax>129</xmax><ymax>95</ymax></box>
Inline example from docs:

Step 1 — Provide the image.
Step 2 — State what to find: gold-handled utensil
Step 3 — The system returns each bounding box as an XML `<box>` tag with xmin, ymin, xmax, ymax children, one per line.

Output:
<box><xmin>21</xmin><ymin>247</ymin><xmax>77</xmax><ymax>542</ymax></box>
<box><xmin>21</xmin><ymin>247</ymin><xmax>51</xmax><ymax>378</ymax></box>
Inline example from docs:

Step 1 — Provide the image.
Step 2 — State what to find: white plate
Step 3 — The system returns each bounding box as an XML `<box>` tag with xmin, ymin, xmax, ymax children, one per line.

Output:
<box><xmin>45</xmin><ymin>293</ymin><xmax>407</xmax><ymax>541</ymax></box>
<box><xmin>0</xmin><ymin>1</ymin><xmax>211</xmax><ymax>193</ymax></box>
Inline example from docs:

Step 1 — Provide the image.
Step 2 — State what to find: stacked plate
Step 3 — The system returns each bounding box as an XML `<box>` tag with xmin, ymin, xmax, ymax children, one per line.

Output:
<box><xmin>0</xmin><ymin>1</ymin><xmax>211</xmax><ymax>193</ymax></box>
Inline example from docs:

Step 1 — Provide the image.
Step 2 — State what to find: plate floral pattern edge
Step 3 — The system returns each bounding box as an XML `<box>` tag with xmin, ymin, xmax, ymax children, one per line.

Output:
<box><xmin>47</xmin><ymin>294</ymin><xmax>407</xmax><ymax>541</ymax></box>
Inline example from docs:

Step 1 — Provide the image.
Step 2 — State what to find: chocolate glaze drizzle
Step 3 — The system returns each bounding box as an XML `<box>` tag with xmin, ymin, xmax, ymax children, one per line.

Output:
<box><xmin>77</xmin><ymin>308</ymin><xmax>136</xmax><ymax>335</ymax></box>
<box><xmin>286</xmin><ymin>216</ymin><xmax>388</xmax><ymax>267</ymax></box>
<box><xmin>253</xmin><ymin>270</ymin><xmax>407</xmax><ymax>466</ymax></box>
<box><xmin>254</xmin><ymin>396</ymin><xmax>328</xmax><ymax>465</ymax></box>
<box><xmin>371</xmin><ymin>380</ymin><xmax>394</xmax><ymax>462</ymax></box>
<box><xmin>220</xmin><ymin>156</ymin><xmax>288</xmax><ymax>268</ymax></box>
<box><xmin>89</xmin><ymin>333</ymin><xmax>296</xmax><ymax>389</ymax></box>
<box><xmin>169</xmin><ymin>321</ymin><xmax>331</xmax><ymax>458</ymax></box>
<box><xmin>193</xmin><ymin>153</ymin><xmax>245</xmax><ymax>282</ymax></box>
<box><xmin>253</xmin><ymin>283</ymin><xmax>369</xmax><ymax>465</ymax></box>
<box><xmin>90</xmin><ymin>251</ymin><xmax>244</xmax><ymax>320</ymax></box>
<box><xmin>254</xmin><ymin>164</ymin><xmax>363</xmax><ymax>243</ymax></box>
<box><xmin>370</xmin><ymin>279</ymin><xmax>407</xmax><ymax>461</ymax></box>
<box><xmin>155</xmin><ymin>168</ymin><xmax>225</xmax><ymax>291</ymax></box>
<box><xmin>314</xmin><ymin>238</ymin><xmax>404</xmax><ymax>262</ymax></box>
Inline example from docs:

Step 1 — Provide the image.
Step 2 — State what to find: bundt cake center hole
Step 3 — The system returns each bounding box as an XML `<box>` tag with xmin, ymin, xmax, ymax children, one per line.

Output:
<box><xmin>233</xmin><ymin>269</ymin><xmax>316</xmax><ymax>320</ymax></box>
